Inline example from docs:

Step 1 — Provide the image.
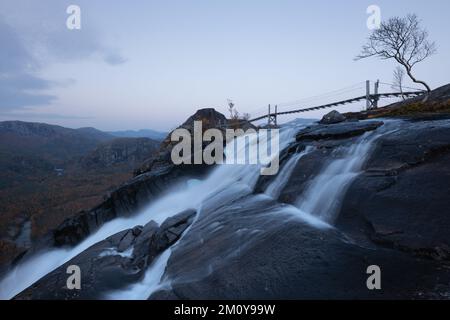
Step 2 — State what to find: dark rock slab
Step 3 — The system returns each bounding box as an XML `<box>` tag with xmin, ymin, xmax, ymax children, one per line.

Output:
<box><xmin>48</xmin><ymin>162</ymin><xmax>207</xmax><ymax>251</ymax></box>
<box><xmin>296</xmin><ymin>121</ymin><xmax>384</xmax><ymax>141</ymax></box>
<box><xmin>16</xmin><ymin>109</ymin><xmax>227</xmax><ymax>261</ymax></box>
<box><xmin>150</xmin><ymin>195</ymin><xmax>450</xmax><ymax>299</ymax></box>
<box><xmin>338</xmin><ymin>120</ymin><xmax>450</xmax><ymax>261</ymax></box>
<box><xmin>15</xmin><ymin>209</ymin><xmax>196</xmax><ymax>300</ymax></box>
<box><xmin>12</xmin><ymin>116</ymin><xmax>450</xmax><ymax>300</ymax></box>
<box><xmin>148</xmin><ymin>119</ymin><xmax>450</xmax><ymax>300</ymax></box>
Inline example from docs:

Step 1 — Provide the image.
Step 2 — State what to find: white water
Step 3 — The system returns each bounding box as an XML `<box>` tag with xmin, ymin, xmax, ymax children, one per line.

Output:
<box><xmin>296</xmin><ymin>132</ymin><xmax>380</xmax><ymax>222</ymax></box>
<box><xmin>105</xmin><ymin>248</ymin><xmax>173</xmax><ymax>300</ymax></box>
<box><xmin>0</xmin><ymin>124</ymin><xmax>299</xmax><ymax>300</ymax></box>
<box><xmin>0</xmin><ymin>120</ymin><xmax>384</xmax><ymax>300</ymax></box>
<box><xmin>104</xmin><ymin>126</ymin><xmax>303</xmax><ymax>299</ymax></box>
<box><xmin>99</xmin><ymin>247</ymin><xmax>134</xmax><ymax>258</ymax></box>
<box><xmin>265</xmin><ymin>146</ymin><xmax>313</xmax><ymax>199</ymax></box>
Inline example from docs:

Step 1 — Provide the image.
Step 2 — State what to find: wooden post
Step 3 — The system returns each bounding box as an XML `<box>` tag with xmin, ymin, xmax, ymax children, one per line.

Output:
<box><xmin>366</xmin><ymin>80</ymin><xmax>371</xmax><ymax>110</ymax></box>
<box><xmin>274</xmin><ymin>105</ymin><xmax>278</xmax><ymax>126</ymax></box>
<box><xmin>373</xmin><ymin>80</ymin><xmax>379</xmax><ymax>109</ymax></box>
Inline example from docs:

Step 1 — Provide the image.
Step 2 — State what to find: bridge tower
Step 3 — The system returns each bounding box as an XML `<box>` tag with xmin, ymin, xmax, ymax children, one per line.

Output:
<box><xmin>366</xmin><ymin>80</ymin><xmax>380</xmax><ymax>110</ymax></box>
<box><xmin>373</xmin><ymin>79</ymin><xmax>380</xmax><ymax>109</ymax></box>
<box><xmin>366</xmin><ymin>80</ymin><xmax>371</xmax><ymax>110</ymax></box>
<box><xmin>267</xmin><ymin>104</ymin><xmax>277</xmax><ymax>127</ymax></box>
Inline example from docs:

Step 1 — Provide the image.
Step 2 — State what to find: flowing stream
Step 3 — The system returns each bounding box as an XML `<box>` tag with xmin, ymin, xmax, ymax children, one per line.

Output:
<box><xmin>0</xmin><ymin>120</ymin><xmax>386</xmax><ymax>300</ymax></box>
<box><xmin>296</xmin><ymin>132</ymin><xmax>381</xmax><ymax>222</ymax></box>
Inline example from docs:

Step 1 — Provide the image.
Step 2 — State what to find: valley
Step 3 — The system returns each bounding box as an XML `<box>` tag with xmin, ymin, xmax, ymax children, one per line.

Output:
<box><xmin>0</xmin><ymin>121</ymin><xmax>162</xmax><ymax>270</ymax></box>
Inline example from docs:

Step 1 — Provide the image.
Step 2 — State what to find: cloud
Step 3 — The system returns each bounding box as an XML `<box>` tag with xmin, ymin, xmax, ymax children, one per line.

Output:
<box><xmin>0</xmin><ymin>1</ymin><xmax>128</xmax><ymax>111</ymax></box>
<box><xmin>0</xmin><ymin>73</ymin><xmax>57</xmax><ymax>108</ymax></box>
<box><xmin>0</xmin><ymin>20</ymin><xmax>56</xmax><ymax>110</ymax></box>
<box><xmin>104</xmin><ymin>52</ymin><xmax>128</xmax><ymax>66</ymax></box>
<box><xmin>0</xmin><ymin>111</ymin><xmax>93</xmax><ymax>120</ymax></box>
<box><xmin>0</xmin><ymin>20</ymin><xmax>36</xmax><ymax>73</ymax></box>
<box><xmin>34</xmin><ymin>21</ymin><xmax>128</xmax><ymax>67</ymax></box>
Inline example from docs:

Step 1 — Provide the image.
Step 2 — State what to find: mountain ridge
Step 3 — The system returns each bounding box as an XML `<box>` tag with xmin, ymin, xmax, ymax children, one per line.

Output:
<box><xmin>108</xmin><ymin>129</ymin><xmax>167</xmax><ymax>141</ymax></box>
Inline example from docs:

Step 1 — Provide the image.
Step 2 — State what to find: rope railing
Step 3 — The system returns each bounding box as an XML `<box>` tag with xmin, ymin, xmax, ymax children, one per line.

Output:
<box><xmin>248</xmin><ymin>90</ymin><xmax>424</xmax><ymax>122</ymax></box>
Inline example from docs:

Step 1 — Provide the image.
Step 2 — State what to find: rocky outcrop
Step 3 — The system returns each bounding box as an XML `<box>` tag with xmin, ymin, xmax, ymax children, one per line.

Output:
<box><xmin>31</xmin><ymin>110</ymin><xmax>229</xmax><ymax>250</ymax></box>
<box><xmin>337</xmin><ymin>119</ymin><xmax>450</xmax><ymax>262</ymax></box>
<box><xmin>152</xmin><ymin>116</ymin><xmax>450</xmax><ymax>300</ymax></box>
<box><xmin>49</xmin><ymin>165</ymin><xmax>202</xmax><ymax>248</ymax></box>
<box><xmin>136</xmin><ymin>108</ymin><xmax>256</xmax><ymax>175</ymax></box>
<box><xmin>16</xmin><ymin>209</ymin><xmax>196</xmax><ymax>299</ymax></box>
<box><xmin>319</xmin><ymin>110</ymin><xmax>346</xmax><ymax>124</ymax></box>
<box><xmin>152</xmin><ymin>179</ymin><xmax>450</xmax><ymax>300</ymax></box>
<box><xmin>136</xmin><ymin>108</ymin><xmax>227</xmax><ymax>175</ymax></box>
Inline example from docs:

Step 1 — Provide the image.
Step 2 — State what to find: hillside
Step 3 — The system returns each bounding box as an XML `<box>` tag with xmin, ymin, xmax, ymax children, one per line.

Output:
<box><xmin>81</xmin><ymin>137</ymin><xmax>160</xmax><ymax>170</ymax></box>
<box><xmin>0</xmin><ymin>121</ymin><xmax>114</xmax><ymax>164</ymax></box>
<box><xmin>108</xmin><ymin>129</ymin><xmax>167</xmax><ymax>141</ymax></box>
<box><xmin>0</xmin><ymin>121</ymin><xmax>161</xmax><ymax>269</ymax></box>
<box><xmin>344</xmin><ymin>83</ymin><xmax>450</xmax><ymax>119</ymax></box>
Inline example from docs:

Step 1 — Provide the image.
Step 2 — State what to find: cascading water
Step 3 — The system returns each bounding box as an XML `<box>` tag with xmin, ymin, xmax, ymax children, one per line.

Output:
<box><xmin>265</xmin><ymin>146</ymin><xmax>313</xmax><ymax>199</ymax></box>
<box><xmin>105</xmin><ymin>248</ymin><xmax>173</xmax><ymax>300</ymax></box>
<box><xmin>0</xmin><ymin>122</ymin><xmax>303</xmax><ymax>300</ymax></box>
<box><xmin>0</xmin><ymin>119</ymin><xmax>389</xmax><ymax>300</ymax></box>
<box><xmin>295</xmin><ymin>130</ymin><xmax>382</xmax><ymax>222</ymax></box>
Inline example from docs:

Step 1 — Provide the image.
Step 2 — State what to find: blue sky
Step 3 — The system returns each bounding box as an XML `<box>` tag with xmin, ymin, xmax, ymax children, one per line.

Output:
<box><xmin>0</xmin><ymin>0</ymin><xmax>449</xmax><ymax>131</ymax></box>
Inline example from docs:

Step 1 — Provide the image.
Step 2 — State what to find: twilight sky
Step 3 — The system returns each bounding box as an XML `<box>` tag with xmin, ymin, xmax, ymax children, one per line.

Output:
<box><xmin>0</xmin><ymin>0</ymin><xmax>449</xmax><ymax>131</ymax></box>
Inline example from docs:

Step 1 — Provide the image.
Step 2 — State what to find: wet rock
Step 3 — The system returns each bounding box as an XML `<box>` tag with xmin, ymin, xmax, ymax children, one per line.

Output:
<box><xmin>13</xmin><ymin>108</ymin><xmax>231</xmax><ymax>266</ymax></box>
<box><xmin>47</xmin><ymin>160</ymin><xmax>206</xmax><ymax>250</ymax></box>
<box><xmin>144</xmin><ymin>117</ymin><xmax>450</xmax><ymax>300</ymax></box>
<box><xmin>337</xmin><ymin>120</ymin><xmax>450</xmax><ymax>261</ymax></box>
<box><xmin>296</xmin><ymin>121</ymin><xmax>384</xmax><ymax>141</ymax></box>
<box><xmin>319</xmin><ymin>110</ymin><xmax>346</xmax><ymax>124</ymax></box>
<box><xmin>117</xmin><ymin>227</ymin><xmax>140</xmax><ymax>252</ymax></box>
<box><xmin>11</xmin><ymin>106</ymin><xmax>450</xmax><ymax>300</ymax></box>
<box><xmin>15</xmin><ymin>209</ymin><xmax>196</xmax><ymax>299</ymax></box>
<box><xmin>150</xmin><ymin>194</ymin><xmax>450</xmax><ymax>299</ymax></box>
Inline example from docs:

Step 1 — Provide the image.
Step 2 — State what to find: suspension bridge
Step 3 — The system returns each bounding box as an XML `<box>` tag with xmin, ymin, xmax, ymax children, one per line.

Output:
<box><xmin>245</xmin><ymin>80</ymin><xmax>425</xmax><ymax>126</ymax></box>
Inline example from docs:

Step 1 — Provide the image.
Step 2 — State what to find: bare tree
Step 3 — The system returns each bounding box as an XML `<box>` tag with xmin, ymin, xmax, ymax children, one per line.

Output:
<box><xmin>392</xmin><ymin>66</ymin><xmax>405</xmax><ymax>99</ymax></box>
<box><xmin>356</xmin><ymin>14</ymin><xmax>436</xmax><ymax>92</ymax></box>
<box><xmin>227</xmin><ymin>99</ymin><xmax>235</xmax><ymax>118</ymax></box>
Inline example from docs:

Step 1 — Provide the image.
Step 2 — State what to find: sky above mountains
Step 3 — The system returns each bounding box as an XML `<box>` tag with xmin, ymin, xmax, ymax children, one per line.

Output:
<box><xmin>0</xmin><ymin>0</ymin><xmax>449</xmax><ymax>131</ymax></box>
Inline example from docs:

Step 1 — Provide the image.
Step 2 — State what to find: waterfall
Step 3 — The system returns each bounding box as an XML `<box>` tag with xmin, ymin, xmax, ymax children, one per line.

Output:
<box><xmin>265</xmin><ymin>146</ymin><xmax>313</xmax><ymax>199</ymax></box>
<box><xmin>104</xmin><ymin>126</ymin><xmax>304</xmax><ymax>299</ymax></box>
<box><xmin>295</xmin><ymin>131</ymin><xmax>380</xmax><ymax>222</ymax></box>
<box><xmin>0</xmin><ymin>122</ymin><xmax>304</xmax><ymax>300</ymax></box>
<box><xmin>0</xmin><ymin>119</ymin><xmax>385</xmax><ymax>300</ymax></box>
<box><xmin>105</xmin><ymin>248</ymin><xmax>173</xmax><ymax>300</ymax></box>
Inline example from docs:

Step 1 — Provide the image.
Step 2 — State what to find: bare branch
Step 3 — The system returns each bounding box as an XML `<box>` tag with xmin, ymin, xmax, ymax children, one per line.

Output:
<box><xmin>356</xmin><ymin>14</ymin><xmax>436</xmax><ymax>92</ymax></box>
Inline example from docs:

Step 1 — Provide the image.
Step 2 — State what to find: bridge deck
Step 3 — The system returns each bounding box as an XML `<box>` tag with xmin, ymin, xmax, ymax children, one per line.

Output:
<box><xmin>249</xmin><ymin>91</ymin><xmax>424</xmax><ymax>122</ymax></box>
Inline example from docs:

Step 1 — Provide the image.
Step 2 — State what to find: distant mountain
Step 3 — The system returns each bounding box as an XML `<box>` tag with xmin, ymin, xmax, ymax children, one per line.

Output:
<box><xmin>108</xmin><ymin>129</ymin><xmax>167</xmax><ymax>141</ymax></box>
<box><xmin>0</xmin><ymin>121</ymin><xmax>115</xmax><ymax>166</ymax></box>
<box><xmin>76</xmin><ymin>127</ymin><xmax>116</xmax><ymax>142</ymax></box>
<box><xmin>0</xmin><ymin>121</ymin><xmax>163</xmax><ymax>267</ymax></box>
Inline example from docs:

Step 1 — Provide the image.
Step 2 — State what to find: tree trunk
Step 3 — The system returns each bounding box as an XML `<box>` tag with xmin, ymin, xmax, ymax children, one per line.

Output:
<box><xmin>400</xmin><ymin>84</ymin><xmax>405</xmax><ymax>100</ymax></box>
<box><xmin>405</xmin><ymin>68</ymin><xmax>431</xmax><ymax>92</ymax></box>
